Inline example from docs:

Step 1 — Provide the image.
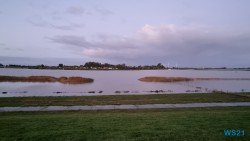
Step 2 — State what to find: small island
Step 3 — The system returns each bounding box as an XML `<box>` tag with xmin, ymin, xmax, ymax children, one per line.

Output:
<box><xmin>0</xmin><ymin>76</ymin><xmax>94</xmax><ymax>84</ymax></box>
<box><xmin>138</xmin><ymin>77</ymin><xmax>194</xmax><ymax>82</ymax></box>
<box><xmin>138</xmin><ymin>76</ymin><xmax>250</xmax><ymax>82</ymax></box>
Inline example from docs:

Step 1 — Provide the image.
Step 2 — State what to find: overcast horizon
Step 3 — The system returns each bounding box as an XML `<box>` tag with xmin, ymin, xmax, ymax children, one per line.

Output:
<box><xmin>1</xmin><ymin>0</ymin><xmax>250</xmax><ymax>67</ymax></box>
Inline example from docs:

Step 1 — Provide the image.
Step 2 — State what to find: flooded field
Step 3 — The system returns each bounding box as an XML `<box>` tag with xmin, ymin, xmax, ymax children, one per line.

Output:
<box><xmin>0</xmin><ymin>68</ymin><xmax>250</xmax><ymax>97</ymax></box>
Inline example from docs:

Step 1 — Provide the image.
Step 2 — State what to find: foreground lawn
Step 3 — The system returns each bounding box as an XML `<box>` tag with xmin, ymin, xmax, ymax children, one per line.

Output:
<box><xmin>0</xmin><ymin>107</ymin><xmax>250</xmax><ymax>141</ymax></box>
<box><xmin>0</xmin><ymin>93</ymin><xmax>250</xmax><ymax>107</ymax></box>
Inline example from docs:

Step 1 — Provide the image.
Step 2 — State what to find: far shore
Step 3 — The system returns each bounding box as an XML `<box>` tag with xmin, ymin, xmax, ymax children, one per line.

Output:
<box><xmin>1</xmin><ymin>66</ymin><xmax>250</xmax><ymax>71</ymax></box>
<box><xmin>0</xmin><ymin>76</ymin><xmax>94</xmax><ymax>84</ymax></box>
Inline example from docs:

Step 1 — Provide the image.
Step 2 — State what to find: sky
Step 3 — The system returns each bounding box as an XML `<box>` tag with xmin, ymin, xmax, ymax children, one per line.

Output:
<box><xmin>1</xmin><ymin>0</ymin><xmax>250</xmax><ymax>67</ymax></box>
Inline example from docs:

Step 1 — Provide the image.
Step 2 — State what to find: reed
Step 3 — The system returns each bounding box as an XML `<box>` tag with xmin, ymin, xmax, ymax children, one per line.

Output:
<box><xmin>138</xmin><ymin>76</ymin><xmax>194</xmax><ymax>82</ymax></box>
<box><xmin>138</xmin><ymin>76</ymin><xmax>250</xmax><ymax>82</ymax></box>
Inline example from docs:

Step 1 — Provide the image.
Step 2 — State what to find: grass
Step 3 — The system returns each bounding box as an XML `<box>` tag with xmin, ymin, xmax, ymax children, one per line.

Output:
<box><xmin>0</xmin><ymin>107</ymin><xmax>249</xmax><ymax>141</ymax></box>
<box><xmin>0</xmin><ymin>76</ymin><xmax>94</xmax><ymax>84</ymax></box>
<box><xmin>0</xmin><ymin>93</ymin><xmax>250</xmax><ymax>107</ymax></box>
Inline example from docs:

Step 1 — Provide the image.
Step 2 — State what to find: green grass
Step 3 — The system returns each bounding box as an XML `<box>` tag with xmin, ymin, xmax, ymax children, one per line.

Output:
<box><xmin>0</xmin><ymin>93</ymin><xmax>250</xmax><ymax>107</ymax></box>
<box><xmin>0</xmin><ymin>107</ymin><xmax>250</xmax><ymax>141</ymax></box>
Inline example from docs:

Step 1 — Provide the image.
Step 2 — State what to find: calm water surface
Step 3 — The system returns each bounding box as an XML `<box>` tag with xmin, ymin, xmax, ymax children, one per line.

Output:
<box><xmin>0</xmin><ymin>68</ymin><xmax>250</xmax><ymax>97</ymax></box>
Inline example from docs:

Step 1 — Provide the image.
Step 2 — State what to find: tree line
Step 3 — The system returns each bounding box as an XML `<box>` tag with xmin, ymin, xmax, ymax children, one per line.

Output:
<box><xmin>0</xmin><ymin>61</ymin><xmax>166</xmax><ymax>70</ymax></box>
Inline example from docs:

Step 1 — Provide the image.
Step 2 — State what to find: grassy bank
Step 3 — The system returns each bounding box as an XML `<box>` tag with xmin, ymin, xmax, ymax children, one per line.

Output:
<box><xmin>0</xmin><ymin>107</ymin><xmax>249</xmax><ymax>141</ymax></box>
<box><xmin>1</xmin><ymin>93</ymin><xmax>250</xmax><ymax>107</ymax></box>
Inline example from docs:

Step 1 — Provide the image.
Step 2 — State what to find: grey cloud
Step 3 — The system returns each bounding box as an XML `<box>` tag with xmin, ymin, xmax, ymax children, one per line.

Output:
<box><xmin>27</xmin><ymin>15</ymin><xmax>48</xmax><ymax>27</ymax></box>
<box><xmin>0</xmin><ymin>47</ymin><xmax>9</xmax><ymax>50</ymax></box>
<box><xmin>86</xmin><ymin>11</ymin><xmax>93</xmax><ymax>15</ymax></box>
<box><xmin>0</xmin><ymin>47</ymin><xmax>24</xmax><ymax>51</ymax></box>
<box><xmin>47</xmin><ymin>35</ymin><xmax>90</xmax><ymax>47</ymax></box>
<box><xmin>181</xmin><ymin>16</ymin><xmax>202</xmax><ymax>25</ymax></box>
<box><xmin>28</xmin><ymin>1</ymin><xmax>50</xmax><ymax>9</ymax></box>
<box><xmin>47</xmin><ymin>34</ymin><xmax>141</xmax><ymax>60</ymax></box>
<box><xmin>51</xmin><ymin>23</ymin><xmax>84</xmax><ymax>30</ymax></box>
<box><xmin>180</xmin><ymin>0</ymin><xmax>192</xmax><ymax>8</ymax></box>
<box><xmin>94</xmin><ymin>7</ymin><xmax>113</xmax><ymax>16</ymax></box>
<box><xmin>17</xmin><ymin>48</ymin><xmax>24</xmax><ymax>51</ymax></box>
<box><xmin>66</xmin><ymin>6</ymin><xmax>84</xmax><ymax>16</ymax></box>
<box><xmin>0</xmin><ymin>43</ymin><xmax>7</xmax><ymax>50</ymax></box>
<box><xmin>46</xmin><ymin>24</ymin><xmax>250</xmax><ymax>67</ymax></box>
<box><xmin>51</xmin><ymin>25</ymin><xmax>75</xmax><ymax>30</ymax></box>
<box><xmin>27</xmin><ymin>15</ymin><xmax>83</xmax><ymax>30</ymax></box>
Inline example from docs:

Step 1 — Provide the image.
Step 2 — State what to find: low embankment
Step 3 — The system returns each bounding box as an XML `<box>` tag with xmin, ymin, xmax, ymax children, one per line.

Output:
<box><xmin>0</xmin><ymin>76</ymin><xmax>94</xmax><ymax>84</ymax></box>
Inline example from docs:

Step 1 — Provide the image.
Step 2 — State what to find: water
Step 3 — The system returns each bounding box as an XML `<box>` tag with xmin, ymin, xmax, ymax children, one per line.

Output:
<box><xmin>0</xmin><ymin>68</ymin><xmax>250</xmax><ymax>97</ymax></box>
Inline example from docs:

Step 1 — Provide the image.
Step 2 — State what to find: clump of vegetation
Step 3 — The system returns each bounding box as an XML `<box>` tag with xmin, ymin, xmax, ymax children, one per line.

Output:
<box><xmin>0</xmin><ymin>76</ymin><xmax>94</xmax><ymax>84</ymax></box>
<box><xmin>138</xmin><ymin>76</ymin><xmax>194</xmax><ymax>82</ymax></box>
<box><xmin>61</xmin><ymin>77</ymin><xmax>93</xmax><ymax>84</ymax></box>
<box><xmin>138</xmin><ymin>76</ymin><xmax>250</xmax><ymax>82</ymax></box>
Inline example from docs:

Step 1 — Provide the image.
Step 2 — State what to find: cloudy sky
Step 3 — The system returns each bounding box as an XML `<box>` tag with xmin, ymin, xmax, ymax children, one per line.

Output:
<box><xmin>1</xmin><ymin>0</ymin><xmax>250</xmax><ymax>67</ymax></box>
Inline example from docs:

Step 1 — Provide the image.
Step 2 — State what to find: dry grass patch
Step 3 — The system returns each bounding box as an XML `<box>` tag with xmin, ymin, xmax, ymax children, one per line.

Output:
<box><xmin>139</xmin><ymin>76</ymin><xmax>250</xmax><ymax>82</ymax></box>
<box><xmin>138</xmin><ymin>76</ymin><xmax>194</xmax><ymax>82</ymax></box>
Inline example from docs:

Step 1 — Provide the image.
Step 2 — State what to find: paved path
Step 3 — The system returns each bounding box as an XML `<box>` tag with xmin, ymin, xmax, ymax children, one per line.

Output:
<box><xmin>0</xmin><ymin>102</ymin><xmax>250</xmax><ymax>112</ymax></box>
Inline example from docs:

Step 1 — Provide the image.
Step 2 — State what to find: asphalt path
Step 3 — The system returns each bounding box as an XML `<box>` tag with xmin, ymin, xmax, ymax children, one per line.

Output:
<box><xmin>0</xmin><ymin>102</ymin><xmax>250</xmax><ymax>112</ymax></box>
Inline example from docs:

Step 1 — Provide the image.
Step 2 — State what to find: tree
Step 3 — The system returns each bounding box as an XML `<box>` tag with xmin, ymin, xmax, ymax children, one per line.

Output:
<box><xmin>58</xmin><ymin>64</ymin><xmax>63</xmax><ymax>67</ymax></box>
<box><xmin>157</xmin><ymin>63</ymin><xmax>165</xmax><ymax>69</ymax></box>
<box><xmin>84</xmin><ymin>62</ymin><xmax>101</xmax><ymax>68</ymax></box>
<box><xmin>116</xmin><ymin>64</ymin><xmax>126</xmax><ymax>69</ymax></box>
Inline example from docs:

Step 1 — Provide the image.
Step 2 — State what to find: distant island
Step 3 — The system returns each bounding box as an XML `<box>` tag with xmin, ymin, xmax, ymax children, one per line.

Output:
<box><xmin>0</xmin><ymin>76</ymin><xmax>94</xmax><ymax>84</ymax></box>
<box><xmin>0</xmin><ymin>61</ymin><xmax>249</xmax><ymax>70</ymax></box>
<box><xmin>138</xmin><ymin>76</ymin><xmax>250</xmax><ymax>82</ymax></box>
